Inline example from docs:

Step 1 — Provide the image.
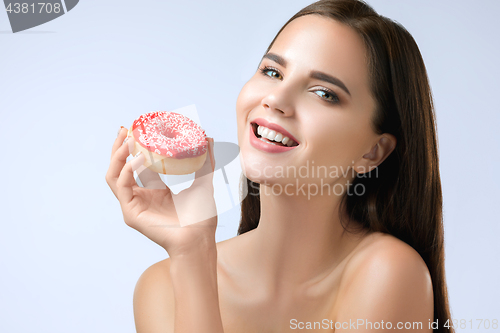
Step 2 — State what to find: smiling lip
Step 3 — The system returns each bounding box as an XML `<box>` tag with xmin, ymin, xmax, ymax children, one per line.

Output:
<box><xmin>249</xmin><ymin>124</ymin><xmax>298</xmax><ymax>153</ymax></box>
<box><xmin>251</xmin><ymin>118</ymin><xmax>300</xmax><ymax>146</ymax></box>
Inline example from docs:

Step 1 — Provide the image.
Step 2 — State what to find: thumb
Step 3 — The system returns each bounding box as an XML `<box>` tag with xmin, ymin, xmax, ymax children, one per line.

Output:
<box><xmin>193</xmin><ymin>137</ymin><xmax>215</xmax><ymax>187</ymax></box>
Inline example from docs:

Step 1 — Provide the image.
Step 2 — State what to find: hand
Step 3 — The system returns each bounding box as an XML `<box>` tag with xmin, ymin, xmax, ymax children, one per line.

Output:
<box><xmin>105</xmin><ymin>127</ymin><xmax>217</xmax><ymax>258</ymax></box>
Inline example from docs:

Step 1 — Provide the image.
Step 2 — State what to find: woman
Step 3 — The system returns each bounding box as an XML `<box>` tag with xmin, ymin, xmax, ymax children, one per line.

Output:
<box><xmin>106</xmin><ymin>0</ymin><xmax>454</xmax><ymax>332</ymax></box>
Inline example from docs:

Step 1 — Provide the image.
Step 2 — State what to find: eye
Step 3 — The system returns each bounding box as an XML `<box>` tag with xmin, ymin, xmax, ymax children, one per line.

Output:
<box><xmin>258</xmin><ymin>65</ymin><xmax>340</xmax><ymax>105</ymax></box>
<box><xmin>259</xmin><ymin>66</ymin><xmax>283</xmax><ymax>80</ymax></box>
<box><xmin>314</xmin><ymin>88</ymin><xmax>340</xmax><ymax>104</ymax></box>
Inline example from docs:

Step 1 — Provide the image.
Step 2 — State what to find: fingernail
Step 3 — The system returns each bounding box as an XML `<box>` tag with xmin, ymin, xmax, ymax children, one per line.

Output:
<box><xmin>122</xmin><ymin>137</ymin><xmax>129</xmax><ymax>145</ymax></box>
<box><xmin>117</xmin><ymin>126</ymin><xmax>125</xmax><ymax>137</ymax></box>
<box><xmin>134</xmin><ymin>151</ymin><xmax>142</xmax><ymax>158</ymax></box>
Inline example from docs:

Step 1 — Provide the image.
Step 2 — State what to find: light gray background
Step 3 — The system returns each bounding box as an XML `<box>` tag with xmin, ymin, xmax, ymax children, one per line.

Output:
<box><xmin>1</xmin><ymin>0</ymin><xmax>499</xmax><ymax>332</ymax></box>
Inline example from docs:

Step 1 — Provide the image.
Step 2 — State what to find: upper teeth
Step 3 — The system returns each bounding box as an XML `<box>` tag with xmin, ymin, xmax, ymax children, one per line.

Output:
<box><xmin>257</xmin><ymin>125</ymin><xmax>297</xmax><ymax>147</ymax></box>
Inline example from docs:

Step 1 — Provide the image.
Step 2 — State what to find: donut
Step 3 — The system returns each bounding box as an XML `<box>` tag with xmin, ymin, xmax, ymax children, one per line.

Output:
<box><xmin>127</xmin><ymin>111</ymin><xmax>208</xmax><ymax>175</ymax></box>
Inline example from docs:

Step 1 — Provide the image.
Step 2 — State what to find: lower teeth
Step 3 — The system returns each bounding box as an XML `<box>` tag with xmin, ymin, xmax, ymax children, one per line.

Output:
<box><xmin>259</xmin><ymin>137</ymin><xmax>277</xmax><ymax>145</ymax></box>
<box><xmin>259</xmin><ymin>136</ymin><xmax>286</xmax><ymax>146</ymax></box>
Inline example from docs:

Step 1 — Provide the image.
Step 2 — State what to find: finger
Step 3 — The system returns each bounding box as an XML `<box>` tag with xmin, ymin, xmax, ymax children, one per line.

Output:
<box><xmin>106</xmin><ymin>135</ymin><xmax>135</xmax><ymax>195</ymax></box>
<box><xmin>111</xmin><ymin>126</ymin><xmax>128</xmax><ymax>159</ymax></box>
<box><xmin>193</xmin><ymin>137</ymin><xmax>215</xmax><ymax>187</ymax></box>
<box><xmin>116</xmin><ymin>151</ymin><xmax>145</xmax><ymax>203</ymax></box>
<box><xmin>136</xmin><ymin>164</ymin><xmax>168</xmax><ymax>190</ymax></box>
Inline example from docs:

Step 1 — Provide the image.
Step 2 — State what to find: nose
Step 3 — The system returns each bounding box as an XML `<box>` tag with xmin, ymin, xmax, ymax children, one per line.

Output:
<box><xmin>261</xmin><ymin>83</ymin><xmax>295</xmax><ymax>117</ymax></box>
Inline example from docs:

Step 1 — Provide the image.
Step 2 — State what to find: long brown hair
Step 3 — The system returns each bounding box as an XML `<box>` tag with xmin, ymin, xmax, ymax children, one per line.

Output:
<box><xmin>237</xmin><ymin>0</ymin><xmax>453</xmax><ymax>331</ymax></box>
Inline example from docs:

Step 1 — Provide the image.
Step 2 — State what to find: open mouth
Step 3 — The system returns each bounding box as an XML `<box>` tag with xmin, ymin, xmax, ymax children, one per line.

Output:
<box><xmin>251</xmin><ymin>122</ymin><xmax>299</xmax><ymax>147</ymax></box>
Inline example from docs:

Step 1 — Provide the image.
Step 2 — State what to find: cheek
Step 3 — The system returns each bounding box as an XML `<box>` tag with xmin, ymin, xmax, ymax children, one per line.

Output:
<box><xmin>236</xmin><ymin>85</ymin><xmax>249</xmax><ymax>141</ymax></box>
<box><xmin>236</xmin><ymin>78</ymin><xmax>265</xmax><ymax>113</ymax></box>
<box><xmin>236</xmin><ymin>79</ymin><xmax>263</xmax><ymax>126</ymax></box>
<box><xmin>304</xmin><ymin>112</ymin><xmax>373</xmax><ymax>166</ymax></box>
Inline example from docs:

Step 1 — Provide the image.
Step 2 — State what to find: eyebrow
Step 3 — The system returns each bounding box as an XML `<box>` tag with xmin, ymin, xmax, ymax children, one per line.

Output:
<box><xmin>262</xmin><ymin>52</ymin><xmax>351</xmax><ymax>96</ymax></box>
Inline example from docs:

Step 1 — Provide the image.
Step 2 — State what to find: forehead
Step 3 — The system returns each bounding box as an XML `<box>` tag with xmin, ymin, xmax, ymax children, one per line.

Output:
<box><xmin>268</xmin><ymin>14</ymin><xmax>370</xmax><ymax>95</ymax></box>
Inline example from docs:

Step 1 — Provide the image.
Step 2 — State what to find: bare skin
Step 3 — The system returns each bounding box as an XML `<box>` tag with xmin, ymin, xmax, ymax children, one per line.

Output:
<box><xmin>134</xmin><ymin>231</ymin><xmax>432</xmax><ymax>332</ymax></box>
<box><xmin>114</xmin><ymin>14</ymin><xmax>434</xmax><ymax>333</ymax></box>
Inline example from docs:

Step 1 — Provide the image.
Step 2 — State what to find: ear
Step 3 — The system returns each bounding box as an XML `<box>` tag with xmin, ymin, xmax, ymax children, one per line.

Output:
<box><xmin>353</xmin><ymin>134</ymin><xmax>396</xmax><ymax>175</ymax></box>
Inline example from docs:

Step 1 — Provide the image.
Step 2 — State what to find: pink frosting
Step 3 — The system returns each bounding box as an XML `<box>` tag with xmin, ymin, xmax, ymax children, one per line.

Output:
<box><xmin>131</xmin><ymin>111</ymin><xmax>207</xmax><ymax>159</ymax></box>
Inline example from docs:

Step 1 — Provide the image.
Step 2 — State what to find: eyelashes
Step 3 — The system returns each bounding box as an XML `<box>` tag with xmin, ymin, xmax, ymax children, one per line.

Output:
<box><xmin>313</xmin><ymin>88</ymin><xmax>340</xmax><ymax>104</ymax></box>
<box><xmin>259</xmin><ymin>65</ymin><xmax>283</xmax><ymax>80</ymax></box>
<box><xmin>258</xmin><ymin>65</ymin><xmax>340</xmax><ymax>104</ymax></box>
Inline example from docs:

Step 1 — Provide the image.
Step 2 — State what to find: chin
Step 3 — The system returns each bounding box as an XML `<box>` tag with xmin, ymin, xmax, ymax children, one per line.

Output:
<box><xmin>239</xmin><ymin>149</ymin><xmax>302</xmax><ymax>189</ymax></box>
<box><xmin>239</xmin><ymin>149</ymin><xmax>279</xmax><ymax>184</ymax></box>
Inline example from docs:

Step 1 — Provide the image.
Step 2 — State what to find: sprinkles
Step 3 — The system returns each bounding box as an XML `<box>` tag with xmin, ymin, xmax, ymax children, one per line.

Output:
<box><xmin>131</xmin><ymin>111</ymin><xmax>207</xmax><ymax>159</ymax></box>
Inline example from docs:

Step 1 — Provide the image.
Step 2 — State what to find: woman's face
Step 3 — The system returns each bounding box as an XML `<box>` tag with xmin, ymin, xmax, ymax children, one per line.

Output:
<box><xmin>236</xmin><ymin>14</ymin><xmax>388</xmax><ymax>188</ymax></box>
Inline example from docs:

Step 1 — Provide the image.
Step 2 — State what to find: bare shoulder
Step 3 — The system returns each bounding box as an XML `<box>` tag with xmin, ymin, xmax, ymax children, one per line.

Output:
<box><xmin>133</xmin><ymin>257</ymin><xmax>175</xmax><ymax>333</ymax></box>
<box><xmin>334</xmin><ymin>232</ymin><xmax>434</xmax><ymax>331</ymax></box>
<box><xmin>133</xmin><ymin>239</ymin><xmax>233</xmax><ymax>333</ymax></box>
<box><xmin>343</xmin><ymin>232</ymin><xmax>433</xmax><ymax>281</ymax></box>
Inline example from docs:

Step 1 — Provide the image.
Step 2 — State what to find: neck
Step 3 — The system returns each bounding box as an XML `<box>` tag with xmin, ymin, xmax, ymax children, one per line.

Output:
<box><xmin>241</xmin><ymin>180</ymin><xmax>369</xmax><ymax>294</ymax></box>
